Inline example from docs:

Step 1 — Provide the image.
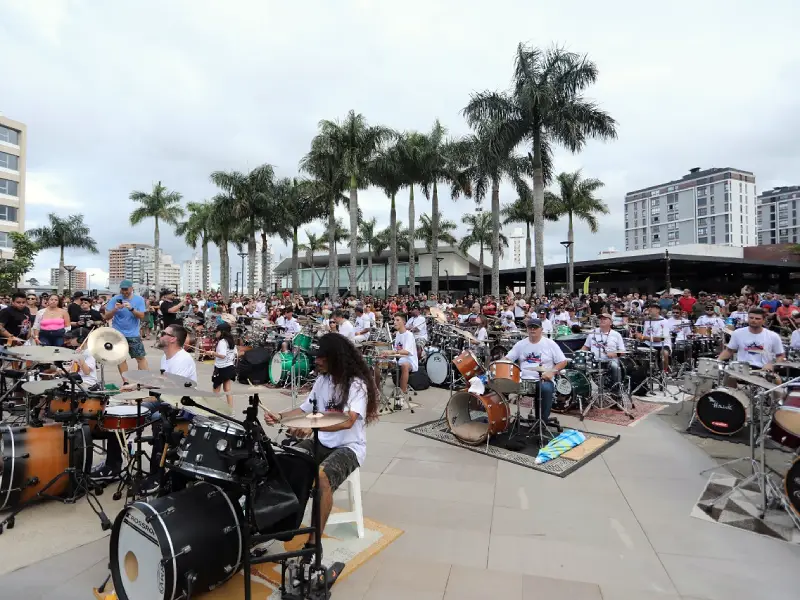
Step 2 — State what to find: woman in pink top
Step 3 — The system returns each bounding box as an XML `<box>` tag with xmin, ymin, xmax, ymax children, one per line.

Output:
<box><xmin>34</xmin><ymin>295</ymin><xmax>70</xmax><ymax>347</ymax></box>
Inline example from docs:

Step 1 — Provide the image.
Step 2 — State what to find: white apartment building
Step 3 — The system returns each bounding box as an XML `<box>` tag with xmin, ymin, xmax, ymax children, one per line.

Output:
<box><xmin>181</xmin><ymin>254</ymin><xmax>211</xmax><ymax>292</ymax></box>
<box><xmin>757</xmin><ymin>186</ymin><xmax>800</xmax><ymax>245</ymax></box>
<box><xmin>624</xmin><ymin>167</ymin><xmax>757</xmax><ymax>251</ymax></box>
<box><xmin>0</xmin><ymin>115</ymin><xmax>26</xmax><ymax>256</ymax></box>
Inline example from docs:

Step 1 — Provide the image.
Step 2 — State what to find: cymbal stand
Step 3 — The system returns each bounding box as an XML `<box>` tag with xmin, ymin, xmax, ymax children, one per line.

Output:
<box><xmin>0</xmin><ymin>356</ymin><xmax>40</xmax><ymax>424</ymax></box>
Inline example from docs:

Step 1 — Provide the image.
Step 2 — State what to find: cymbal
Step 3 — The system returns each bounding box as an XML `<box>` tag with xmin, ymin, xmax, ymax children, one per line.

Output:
<box><xmin>282</xmin><ymin>411</ymin><xmax>349</xmax><ymax>429</ymax></box>
<box><xmin>86</xmin><ymin>327</ymin><xmax>129</xmax><ymax>367</ymax></box>
<box><xmin>123</xmin><ymin>370</ymin><xmax>197</xmax><ymax>388</ymax></box>
<box><xmin>7</xmin><ymin>345</ymin><xmax>80</xmax><ymax>362</ymax></box>
<box><xmin>452</xmin><ymin>327</ymin><xmax>478</xmax><ymax>343</ymax></box>
<box><xmin>530</xmin><ymin>366</ymin><xmax>558</xmax><ymax>373</ymax></box>
<box><xmin>725</xmin><ymin>371</ymin><xmax>774</xmax><ymax>389</ymax></box>
<box><xmin>153</xmin><ymin>387</ymin><xmax>225</xmax><ymax>398</ymax></box>
<box><xmin>22</xmin><ymin>379</ymin><xmax>65</xmax><ymax>395</ymax></box>
<box><xmin>429</xmin><ymin>306</ymin><xmax>448</xmax><ymax>324</ymax></box>
<box><xmin>774</xmin><ymin>361</ymin><xmax>800</xmax><ymax>370</ymax></box>
<box><xmin>114</xmin><ymin>389</ymin><xmax>155</xmax><ymax>402</ymax></box>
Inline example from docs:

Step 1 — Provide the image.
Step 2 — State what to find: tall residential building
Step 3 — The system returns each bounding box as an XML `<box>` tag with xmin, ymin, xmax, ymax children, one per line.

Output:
<box><xmin>109</xmin><ymin>243</ymin><xmax>151</xmax><ymax>285</ymax></box>
<box><xmin>50</xmin><ymin>268</ymin><xmax>87</xmax><ymax>290</ymax></box>
<box><xmin>122</xmin><ymin>245</ymin><xmax>155</xmax><ymax>286</ymax></box>
<box><xmin>181</xmin><ymin>254</ymin><xmax>210</xmax><ymax>293</ymax></box>
<box><xmin>0</xmin><ymin>115</ymin><xmax>26</xmax><ymax>256</ymax></box>
<box><xmin>757</xmin><ymin>186</ymin><xmax>800</xmax><ymax>245</ymax></box>
<box><xmin>624</xmin><ymin>167</ymin><xmax>757</xmax><ymax>251</ymax></box>
<box><xmin>158</xmin><ymin>253</ymin><xmax>181</xmax><ymax>292</ymax></box>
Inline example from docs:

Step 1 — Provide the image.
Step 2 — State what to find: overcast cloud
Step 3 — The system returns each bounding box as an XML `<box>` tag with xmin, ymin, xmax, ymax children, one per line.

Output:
<box><xmin>2</xmin><ymin>0</ymin><xmax>799</xmax><ymax>288</ymax></box>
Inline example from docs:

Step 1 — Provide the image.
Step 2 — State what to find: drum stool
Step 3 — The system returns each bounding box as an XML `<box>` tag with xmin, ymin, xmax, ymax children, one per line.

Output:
<box><xmin>326</xmin><ymin>468</ymin><xmax>364</xmax><ymax>538</ymax></box>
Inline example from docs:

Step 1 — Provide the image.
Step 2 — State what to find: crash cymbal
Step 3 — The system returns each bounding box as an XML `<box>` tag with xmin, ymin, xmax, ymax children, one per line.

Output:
<box><xmin>86</xmin><ymin>327</ymin><xmax>129</xmax><ymax>367</ymax></box>
<box><xmin>726</xmin><ymin>371</ymin><xmax>774</xmax><ymax>389</ymax></box>
<box><xmin>281</xmin><ymin>411</ymin><xmax>349</xmax><ymax>429</ymax></box>
<box><xmin>7</xmin><ymin>345</ymin><xmax>80</xmax><ymax>362</ymax></box>
<box><xmin>113</xmin><ymin>389</ymin><xmax>155</xmax><ymax>402</ymax></box>
<box><xmin>452</xmin><ymin>327</ymin><xmax>478</xmax><ymax>343</ymax></box>
<box><xmin>22</xmin><ymin>379</ymin><xmax>66</xmax><ymax>395</ymax></box>
<box><xmin>219</xmin><ymin>313</ymin><xmax>237</xmax><ymax>326</ymax></box>
<box><xmin>774</xmin><ymin>360</ymin><xmax>800</xmax><ymax>370</ymax></box>
<box><xmin>123</xmin><ymin>370</ymin><xmax>197</xmax><ymax>388</ymax></box>
<box><xmin>429</xmin><ymin>306</ymin><xmax>448</xmax><ymax>324</ymax></box>
<box><xmin>530</xmin><ymin>366</ymin><xmax>558</xmax><ymax>373</ymax></box>
<box><xmin>153</xmin><ymin>387</ymin><xmax>225</xmax><ymax>398</ymax></box>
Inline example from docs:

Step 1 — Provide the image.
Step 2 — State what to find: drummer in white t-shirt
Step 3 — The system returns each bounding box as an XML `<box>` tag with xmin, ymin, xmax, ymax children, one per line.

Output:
<box><xmin>718</xmin><ymin>307</ymin><xmax>785</xmax><ymax>371</ymax></box>
<box><xmin>376</xmin><ymin>313</ymin><xmax>417</xmax><ymax>405</ymax></box>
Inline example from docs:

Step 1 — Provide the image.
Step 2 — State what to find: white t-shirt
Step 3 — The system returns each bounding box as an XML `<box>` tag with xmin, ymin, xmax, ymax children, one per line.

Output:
<box><xmin>393</xmin><ymin>330</ymin><xmax>418</xmax><ymax>372</ymax></box>
<box><xmin>729</xmin><ymin>311</ymin><xmax>749</xmax><ymax>326</ymax></box>
<box><xmin>583</xmin><ymin>329</ymin><xmax>625</xmax><ymax>360</ymax></box>
<box><xmin>72</xmin><ymin>350</ymin><xmax>98</xmax><ymax>387</ymax></box>
<box><xmin>337</xmin><ymin>319</ymin><xmax>355</xmax><ymax>340</ymax></box>
<box><xmin>665</xmin><ymin>317</ymin><xmax>692</xmax><ymax>341</ymax></box>
<box><xmin>554</xmin><ymin>311</ymin><xmax>570</xmax><ymax>325</ymax></box>
<box><xmin>214</xmin><ymin>339</ymin><xmax>237</xmax><ymax>368</ymax></box>
<box><xmin>355</xmin><ymin>315</ymin><xmax>370</xmax><ymax>333</ymax></box>
<box><xmin>514</xmin><ymin>301</ymin><xmax>526</xmax><ymax>318</ymax></box>
<box><xmin>277</xmin><ymin>316</ymin><xmax>301</xmax><ymax>335</ymax></box>
<box><xmin>160</xmin><ymin>349</ymin><xmax>198</xmax><ymax>382</ymax></box>
<box><xmin>300</xmin><ymin>375</ymin><xmax>368</xmax><ymax>465</ymax></box>
<box><xmin>366</xmin><ymin>311</ymin><xmax>377</xmax><ymax>325</ymax></box>
<box><xmin>500</xmin><ymin>310</ymin><xmax>515</xmax><ymax>322</ymax></box>
<box><xmin>641</xmin><ymin>318</ymin><xmax>670</xmax><ymax>348</ymax></box>
<box><xmin>695</xmin><ymin>314</ymin><xmax>726</xmax><ymax>334</ymax></box>
<box><xmin>407</xmin><ymin>315</ymin><xmax>428</xmax><ymax>341</ymax></box>
<box><xmin>791</xmin><ymin>329</ymin><xmax>800</xmax><ymax>350</ymax></box>
<box><xmin>505</xmin><ymin>337</ymin><xmax>566</xmax><ymax>381</ymax></box>
<box><xmin>726</xmin><ymin>327</ymin><xmax>785</xmax><ymax>368</ymax></box>
<box><xmin>611</xmin><ymin>314</ymin><xmax>626</xmax><ymax>327</ymax></box>
<box><xmin>476</xmin><ymin>327</ymin><xmax>488</xmax><ymax>343</ymax></box>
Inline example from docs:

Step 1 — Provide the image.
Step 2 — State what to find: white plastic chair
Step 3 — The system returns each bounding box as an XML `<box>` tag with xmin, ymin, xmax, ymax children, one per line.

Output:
<box><xmin>326</xmin><ymin>468</ymin><xmax>364</xmax><ymax>538</ymax></box>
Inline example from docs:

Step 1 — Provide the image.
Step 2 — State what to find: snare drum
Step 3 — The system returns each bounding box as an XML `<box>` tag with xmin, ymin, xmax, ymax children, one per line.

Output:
<box><xmin>487</xmin><ymin>360</ymin><xmax>521</xmax><ymax>394</ymax></box>
<box><xmin>101</xmin><ymin>405</ymin><xmax>151</xmax><ymax>432</ymax></box>
<box><xmin>452</xmin><ymin>350</ymin><xmax>485</xmax><ymax>380</ymax></box>
<box><xmin>769</xmin><ymin>389</ymin><xmax>800</xmax><ymax>449</ymax></box>
<box><xmin>175</xmin><ymin>418</ymin><xmax>247</xmax><ymax>482</ymax></box>
<box><xmin>445</xmin><ymin>390</ymin><xmax>509</xmax><ymax>445</ymax></box>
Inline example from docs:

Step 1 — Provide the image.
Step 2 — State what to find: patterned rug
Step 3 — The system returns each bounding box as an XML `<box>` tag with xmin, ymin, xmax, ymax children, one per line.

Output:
<box><xmin>405</xmin><ymin>418</ymin><xmax>619</xmax><ymax>477</ymax></box>
<box><xmin>692</xmin><ymin>473</ymin><xmax>800</xmax><ymax>544</ymax></box>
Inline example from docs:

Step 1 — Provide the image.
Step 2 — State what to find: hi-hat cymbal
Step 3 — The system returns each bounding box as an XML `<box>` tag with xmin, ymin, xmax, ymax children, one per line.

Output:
<box><xmin>87</xmin><ymin>327</ymin><xmax>129</xmax><ymax>367</ymax></box>
<box><xmin>22</xmin><ymin>379</ymin><xmax>65</xmax><ymax>395</ymax></box>
<box><xmin>282</xmin><ymin>411</ymin><xmax>349</xmax><ymax>429</ymax></box>
<box><xmin>156</xmin><ymin>392</ymin><xmax>233</xmax><ymax>417</ymax></box>
<box><xmin>123</xmin><ymin>370</ymin><xmax>197</xmax><ymax>388</ymax></box>
<box><xmin>153</xmin><ymin>387</ymin><xmax>225</xmax><ymax>398</ymax></box>
<box><xmin>7</xmin><ymin>345</ymin><xmax>80</xmax><ymax>362</ymax></box>
<box><xmin>114</xmin><ymin>389</ymin><xmax>155</xmax><ymax>402</ymax></box>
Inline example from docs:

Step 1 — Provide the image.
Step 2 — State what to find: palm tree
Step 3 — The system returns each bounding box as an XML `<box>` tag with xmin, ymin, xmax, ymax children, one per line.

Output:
<box><xmin>324</xmin><ymin>218</ymin><xmax>350</xmax><ymax>295</ymax></box>
<box><xmin>419</xmin><ymin>120</ymin><xmax>472</xmax><ymax>295</ymax></box>
<box><xmin>208</xmin><ymin>196</ymin><xmax>243</xmax><ymax>301</ymax></box>
<box><xmin>27</xmin><ymin>214</ymin><xmax>98</xmax><ymax>294</ymax></box>
<box><xmin>357</xmin><ymin>217</ymin><xmax>383</xmax><ymax>295</ymax></box>
<box><xmin>371</xmin><ymin>229</ymin><xmax>391</xmax><ymax>297</ymax></box>
<box><xmin>416</xmin><ymin>212</ymin><xmax>458</xmax><ymax>252</ymax></box>
<box><xmin>175</xmin><ymin>201</ymin><xmax>213</xmax><ymax>292</ymax></box>
<box><xmin>128</xmin><ymin>181</ymin><xmax>184</xmax><ymax>291</ymax></box>
<box><xmin>273</xmin><ymin>178</ymin><xmax>323</xmax><ymax>293</ymax></box>
<box><xmin>459</xmin><ymin>212</ymin><xmax>508</xmax><ymax>297</ymax></box>
<box><xmin>299</xmin><ymin>231</ymin><xmax>328</xmax><ymax>297</ymax></box>
<box><xmin>501</xmin><ymin>185</ymin><xmax>561</xmax><ymax>295</ymax></box>
<box><xmin>308</xmin><ymin>111</ymin><xmax>392</xmax><ymax>297</ymax></box>
<box><xmin>370</xmin><ymin>143</ymin><xmax>404</xmax><ymax>295</ymax></box>
<box><xmin>454</xmin><ymin>122</ymin><xmax>527</xmax><ymax>298</ymax></box>
<box><xmin>545</xmin><ymin>170</ymin><xmax>607</xmax><ymax>292</ymax></box>
<box><xmin>395</xmin><ymin>132</ymin><xmax>428</xmax><ymax>293</ymax></box>
<box><xmin>463</xmin><ymin>43</ymin><xmax>617</xmax><ymax>295</ymax></box>
<box><xmin>300</xmin><ymin>138</ymin><xmax>349</xmax><ymax>299</ymax></box>
<box><xmin>209</xmin><ymin>165</ymin><xmax>275</xmax><ymax>296</ymax></box>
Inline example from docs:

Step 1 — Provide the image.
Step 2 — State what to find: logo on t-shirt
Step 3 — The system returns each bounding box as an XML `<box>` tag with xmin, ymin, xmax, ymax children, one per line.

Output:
<box><xmin>523</xmin><ymin>352</ymin><xmax>542</xmax><ymax>365</ymax></box>
<box><xmin>745</xmin><ymin>341</ymin><xmax>765</xmax><ymax>354</ymax></box>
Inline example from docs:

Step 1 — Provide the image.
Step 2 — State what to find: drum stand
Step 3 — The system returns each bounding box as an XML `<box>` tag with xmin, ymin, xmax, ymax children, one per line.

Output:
<box><xmin>510</xmin><ymin>381</ymin><xmax>557</xmax><ymax>448</ymax></box>
<box><xmin>582</xmin><ymin>361</ymin><xmax>634</xmax><ymax>420</ymax></box>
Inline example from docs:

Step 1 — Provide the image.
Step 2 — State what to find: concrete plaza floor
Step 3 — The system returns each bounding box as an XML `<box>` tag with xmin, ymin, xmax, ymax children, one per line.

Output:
<box><xmin>1</xmin><ymin>347</ymin><xmax>799</xmax><ymax>599</ymax></box>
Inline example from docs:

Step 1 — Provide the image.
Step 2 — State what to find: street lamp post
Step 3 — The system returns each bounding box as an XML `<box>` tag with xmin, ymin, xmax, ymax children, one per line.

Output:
<box><xmin>235</xmin><ymin>271</ymin><xmax>241</xmax><ymax>296</ymax></box>
<box><xmin>238</xmin><ymin>252</ymin><xmax>248</xmax><ymax>294</ymax></box>
<box><xmin>64</xmin><ymin>265</ymin><xmax>77</xmax><ymax>298</ymax></box>
<box><xmin>560</xmin><ymin>241</ymin><xmax>573</xmax><ymax>294</ymax></box>
<box><xmin>383</xmin><ymin>263</ymin><xmax>388</xmax><ymax>300</ymax></box>
<box><xmin>445</xmin><ymin>269</ymin><xmax>450</xmax><ymax>294</ymax></box>
<box><xmin>665</xmin><ymin>249</ymin><xmax>671</xmax><ymax>292</ymax></box>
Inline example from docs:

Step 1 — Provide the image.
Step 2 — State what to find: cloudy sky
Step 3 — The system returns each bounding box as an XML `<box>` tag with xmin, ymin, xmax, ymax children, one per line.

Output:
<box><xmin>3</xmin><ymin>0</ymin><xmax>799</xmax><ymax>288</ymax></box>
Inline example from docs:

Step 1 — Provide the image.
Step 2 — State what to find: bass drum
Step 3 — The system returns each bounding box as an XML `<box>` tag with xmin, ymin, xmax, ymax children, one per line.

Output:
<box><xmin>424</xmin><ymin>351</ymin><xmax>450</xmax><ymax>387</ymax></box>
<box><xmin>110</xmin><ymin>482</ymin><xmax>243</xmax><ymax>600</ymax></box>
<box><xmin>1</xmin><ymin>423</ymin><xmax>93</xmax><ymax>510</ymax></box>
<box><xmin>554</xmin><ymin>369</ymin><xmax>592</xmax><ymax>399</ymax></box>
<box><xmin>619</xmin><ymin>355</ymin><xmax>648</xmax><ymax>395</ymax></box>
<box><xmin>785</xmin><ymin>458</ymin><xmax>800</xmax><ymax>518</ymax></box>
<box><xmin>695</xmin><ymin>387</ymin><xmax>750</xmax><ymax>435</ymax></box>
<box><xmin>446</xmin><ymin>390</ymin><xmax>509</xmax><ymax>445</ymax></box>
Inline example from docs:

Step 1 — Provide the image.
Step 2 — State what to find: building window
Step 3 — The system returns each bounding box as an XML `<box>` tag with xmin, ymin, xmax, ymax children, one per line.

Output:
<box><xmin>650</xmin><ymin>198</ymin><xmax>659</xmax><ymax>207</ymax></box>
<box><xmin>668</xmin><ymin>230</ymin><xmax>679</xmax><ymax>240</ymax></box>
<box><xmin>651</xmin><ymin>206</ymin><xmax>660</xmax><ymax>215</ymax></box>
<box><xmin>698</xmin><ymin>218</ymin><xmax>707</xmax><ymax>226</ymax></box>
<box><xmin>652</xmin><ymin>216</ymin><xmax>660</xmax><ymax>223</ymax></box>
<box><xmin>0</xmin><ymin>178</ymin><xmax>18</xmax><ymax>197</ymax></box>
<box><xmin>711</xmin><ymin>236</ymin><xmax>715</xmax><ymax>244</ymax></box>
<box><xmin>668</xmin><ymin>240</ymin><xmax>678</xmax><ymax>246</ymax></box>
<box><xmin>698</xmin><ymin>207</ymin><xmax>708</xmax><ymax>216</ymax></box>
<box><xmin>710</xmin><ymin>225</ymin><xmax>716</xmax><ymax>235</ymax></box>
<box><xmin>652</xmin><ymin>242</ymin><xmax>661</xmax><ymax>248</ymax></box>
<box><xmin>651</xmin><ymin>225</ymin><xmax>660</xmax><ymax>233</ymax></box>
<box><xmin>697</xmin><ymin>197</ymin><xmax>707</xmax><ymax>206</ymax></box>
<box><xmin>739</xmin><ymin>182</ymin><xmax>743</xmax><ymax>192</ymax></box>
<box><xmin>697</xmin><ymin>187</ymin><xmax>707</xmax><ymax>197</ymax></box>
<box><xmin>698</xmin><ymin>227</ymin><xmax>708</xmax><ymax>236</ymax></box>
<box><xmin>0</xmin><ymin>152</ymin><xmax>19</xmax><ymax>171</ymax></box>
<box><xmin>698</xmin><ymin>237</ymin><xmax>708</xmax><ymax>244</ymax></box>
<box><xmin>725</xmin><ymin>234</ymin><xmax>731</xmax><ymax>243</ymax></box>
<box><xmin>0</xmin><ymin>232</ymin><xmax>11</xmax><ymax>248</ymax></box>
<box><xmin>667</xmin><ymin>222</ymin><xmax>677</xmax><ymax>230</ymax></box>
<box><xmin>0</xmin><ymin>205</ymin><xmax>17</xmax><ymax>222</ymax></box>
<box><xmin>0</xmin><ymin>126</ymin><xmax>20</xmax><ymax>146</ymax></box>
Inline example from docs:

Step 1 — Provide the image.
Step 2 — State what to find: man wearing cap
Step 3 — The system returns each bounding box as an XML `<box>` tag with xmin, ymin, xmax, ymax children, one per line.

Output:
<box><xmin>580</xmin><ymin>313</ymin><xmax>625</xmax><ymax>394</ymax></box>
<box><xmin>636</xmin><ymin>302</ymin><xmax>671</xmax><ymax>371</ymax></box>
<box><xmin>505</xmin><ymin>318</ymin><xmax>568</xmax><ymax>426</ymax></box>
<box><xmin>536</xmin><ymin>308</ymin><xmax>554</xmax><ymax>337</ymax></box>
<box><xmin>406</xmin><ymin>303</ymin><xmax>428</xmax><ymax>355</ymax></box>
<box><xmin>695</xmin><ymin>304</ymin><xmax>726</xmax><ymax>335</ymax></box>
<box><xmin>104</xmin><ymin>280</ymin><xmax>148</xmax><ymax>375</ymax></box>
<box><xmin>353</xmin><ymin>306</ymin><xmax>371</xmax><ymax>343</ymax></box>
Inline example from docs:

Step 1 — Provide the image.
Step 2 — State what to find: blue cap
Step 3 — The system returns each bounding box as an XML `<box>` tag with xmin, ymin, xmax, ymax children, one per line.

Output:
<box><xmin>526</xmin><ymin>318</ymin><xmax>543</xmax><ymax>328</ymax></box>
<box><xmin>120</xmin><ymin>280</ymin><xmax>134</xmax><ymax>289</ymax></box>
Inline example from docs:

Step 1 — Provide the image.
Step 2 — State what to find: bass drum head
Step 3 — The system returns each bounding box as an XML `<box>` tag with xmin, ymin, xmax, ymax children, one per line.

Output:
<box><xmin>785</xmin><ymin>458</ymin><xmax>800</xmax><ymax>517</ymax></box>
<box><xmin>425</xmin><ymin>352</ymin><xmax>450</xmax><ymax>386</ymax></box>
<box><xmin>695</xmin><ymin>387</ymin><xmax>749</xmax><ymax>435</ymax></box>
<box><xmin>269</xmin><ymin>352</ymin><xmax>290</xmax><ymax>384</ymax></box>
<box><xmin>445</xmin><ymin>390</ymin><xmax>509</xmax><ymax>445</ymax></box>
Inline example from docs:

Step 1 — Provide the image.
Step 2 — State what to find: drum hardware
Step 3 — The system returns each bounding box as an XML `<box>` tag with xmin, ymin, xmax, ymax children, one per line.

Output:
<box><xmin>580</xmin><ymin>356</ymin><xmax>635</xmax><ymax>420</ymax></box>
<box><xmin>446</xmin><ymin>389</ymin><xmax>510</xmax><ymax>450</ymax></box>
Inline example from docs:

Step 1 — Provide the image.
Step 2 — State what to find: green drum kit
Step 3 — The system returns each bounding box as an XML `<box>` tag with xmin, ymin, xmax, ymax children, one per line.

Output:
<box><xmin>269</xmin><ymin>350</ymin><xmax>312</xmax><ymax>385</ymax></box>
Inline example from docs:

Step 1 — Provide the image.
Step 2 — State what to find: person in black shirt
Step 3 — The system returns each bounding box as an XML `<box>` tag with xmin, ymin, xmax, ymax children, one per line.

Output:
<box><xmin>73</xmin><ymin>297</ymin><xmax>103</xmax><ymax>330</ymax></box>
<box><xmin>588</xmin><ymin>294</ymin><xmax>606</xmax><ymax>316</ymax></box>
<box><xmin>159</xmin><ymin>290</ymin><xmax>186</xmax><ymax>329</ymax></box>
<box><xmin>67</xmin><ymin>292</ymin><xmax>84</xmax><ymax>326</ymax></box>
<box><xmin>0</xmin><ymin>292</ymin><xmax>32</xmax><ymax>343</ymax></box>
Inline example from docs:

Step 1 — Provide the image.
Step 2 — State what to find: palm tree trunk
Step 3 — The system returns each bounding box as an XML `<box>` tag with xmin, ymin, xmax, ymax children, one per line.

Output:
<box><xmin>479</xmin><ymin>243</ymin><xmax>485</xmax><ymax>297</ymax></box>
<box><xmin>389</xmin><ymin>193</ymin><xmax>398</xmax><ymax>295</ymax></box>
<box><xmin>367</xmin><ymin>253</ymin><xmax>373</xmax><ymax>294</ymax></box>
<box><xmin>349</xmin><ymin>177</ymin><xmax>358</xmax><ymax>297</ymax></box>
<box><xmin>568</xmin><ymin>212</ymin><xmax>575</xmax><ymax>293</ymax></box>
<box><xmin>408</xmin><ymin>185</ymin><xmax>416</xmax><ymax>294</ymax></box>
<box><xmin>202</xmin><ymin>239</ymin><xmax>209</xmax><ymax>292</ymax></box>
<box><xmin>531</xmin><ymin>138</ymin><xmax>546</xmax><ymax>296</ymax></box>
<box><xmin>309</xmin><ymin>251</ymin><xmax>317</xmax><ymax>297</ymax></box>
<box><xmin>525</xmin><ymin>222</ymin><xmax>532</xmax><ymax>297</ymax></box>
<box><xmin>327</xmin><ymin>198</ymin><xmax>336</xmax><ymax>299</ymax></box>
<box><xmin>291</xmin><ymin>227</ymin><xmax>300</xmax><ymax>292</ymax></box>
<box><xmin>491</xmin><ymin>178</ymin><xmax>501</xmax><ymax>298</ymax></box>
<box><xmin>431</xmin><ymin>181</ymin><xmax>439</xmax><ymax>295</ymax></box>
<box><xmin>260</xmin><ymin>231</ymin><xmax>269</xmax><ymax>294</ymax></box>
<box><xmin>248</xmin><ymin>220</ymin><xmax>256</xmax><ymax>295</ymax></box>
<box><xmin>154</xmin><ymin>217</ymin><xmax>160</xmax><ymax>292</ymax></box>
<box><xmin>58</xmin><ymin>246</ymin><xmax>65</xmax><ymax>295</ymax></box>
<box><xmin>220</xmin><ymin>240</ymin><xmax>230</xmax><ymax>301</ymax></box>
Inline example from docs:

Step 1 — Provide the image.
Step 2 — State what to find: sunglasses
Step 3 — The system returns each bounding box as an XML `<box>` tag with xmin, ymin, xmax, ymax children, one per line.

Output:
<box><xmin>159</xmin><ymin>331</ymin><xmax>175</xmax><ymax>337</ymax></box>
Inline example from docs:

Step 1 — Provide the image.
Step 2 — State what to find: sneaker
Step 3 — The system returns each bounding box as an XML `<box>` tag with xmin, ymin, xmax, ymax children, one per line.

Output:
<box><xmin>91</xmin><ymin>463</ymin><xmax>121</xmax><ymax>482</ymax></box>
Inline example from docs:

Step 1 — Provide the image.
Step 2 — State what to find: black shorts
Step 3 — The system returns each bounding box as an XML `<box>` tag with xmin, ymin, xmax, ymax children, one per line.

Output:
<box><xmin>294</xmin><ymin>440</ymin><xmax>359</xmax><ymax>493</ymax></box>
<box><xmin>212</xmin><ymin>365</ymin><xmax>237</xmax><ymax>388</ymax></box>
